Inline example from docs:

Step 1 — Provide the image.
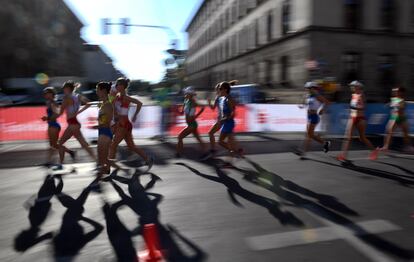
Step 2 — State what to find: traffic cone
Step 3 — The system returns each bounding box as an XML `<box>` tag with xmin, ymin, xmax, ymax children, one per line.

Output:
<box><xmin>137</xmin><ymin>223</ymin><xmax>165</xmax><ymax>262</ymax></box>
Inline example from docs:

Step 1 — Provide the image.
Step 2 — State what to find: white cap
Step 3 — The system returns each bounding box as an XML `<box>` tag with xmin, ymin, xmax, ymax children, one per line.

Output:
<box><xmin>184</xmin><ymin>86</ymin><xmax>195</xmax><ymax>95</ymax></box>
<box><xmin>304</xmin><ymin>81</ymin><xmax>319</xmax><ymax>89</ymax></box>
<box><xmin>349</xmin><ymin>80</ymin><xmax>364</xmax><ymax>87</ymax></box>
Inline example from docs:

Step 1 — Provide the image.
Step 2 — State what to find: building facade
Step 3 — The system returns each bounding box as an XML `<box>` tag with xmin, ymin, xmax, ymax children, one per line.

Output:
<box><xmin>0</xmin><ymin>0</ymin><xmax>84</xmax><ymax>84</ymax></box>
<box><xmin>83</xmin><ymin>44</ymin><xmax>123</xmax><ymax>83</ymax></box>
<box><xmin>185</xmin><ymin>0</ymin><xmax>414</xmax><ymax>102</ymax></box>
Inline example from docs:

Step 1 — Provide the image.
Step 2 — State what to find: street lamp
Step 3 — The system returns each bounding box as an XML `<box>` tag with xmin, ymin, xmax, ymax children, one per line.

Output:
<box><xmin>101</xmin><ymin>18</ymin><xmax>178</xmax><ymax>48</ymax></box>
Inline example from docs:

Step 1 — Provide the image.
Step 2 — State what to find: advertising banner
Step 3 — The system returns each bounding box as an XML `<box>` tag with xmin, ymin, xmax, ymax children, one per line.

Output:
<box><xmin>0</xmin><ymin>107</ymin><xmax>67</xmax><ymax>141</ymax></box>
<box><xmin>245</xmin><ymin>104</ymin><xmax>326</xmax><ymax>132</ymax></box>
<box><xmin>76</xmin><ymin>105</ymin><xmax>162</xmax><ymax>140</ymax></box>
<box><xmin>167</xmin><ymin>105</ymin><xmax>247</xmax><ymax>136</ymax></box>
<box><xmin>326</xmin><ymin>104</ymin><xmax>390</xmax><ymax>135</ymax></box>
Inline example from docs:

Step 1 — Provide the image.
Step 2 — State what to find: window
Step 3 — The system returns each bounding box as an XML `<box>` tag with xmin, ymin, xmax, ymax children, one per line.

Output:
<box><xmin>344</xmin><ymin>0</ymin><xmax>361</xmax><ymax>30</ymax></box>
<box><xmin>342</xmin><ymin>52</ymin><xmax>361</xmax><ymax>84</ymax></box>
<box><xmin>226</xmin><ymin>38</ymin><xmax>231</xmax><ymax>58</ymax></box>
<box><xmin>378</xmin><ymin>54</ymin><xmax>396</xmax><ymax>94</ymax></box>
<box><xmin>411</xmin><ymin>57</ymin><xmax>414</xmax><ymax>90</ymax></box>
<box><xmin>267</xmin><ymin>11</ymin><xmax>273</xmax><ymax>42</ymax></box>
<box><xmin>247</xmin><ymin>0</ymin><xmax>257</xmax><ymax>11</ymax></box>
<box><xmin>231</xmin><ymin>1</ymin><xmax>238</xmax><ymax>24</ymax></box>
<box><xmin>265</xmin><ymin>60</ymin><xmax>274</xmax><ymax>84</ymax></box>
<box><xmin>255</xmin><ymin>19</ymin><xmax>259</xmax><ymax>47</ymax></box>
<box><xmin>381</xmin><ymin>0</ymin><xmax>396</xmax><ymax>31</ymax></box>
<box><xmin>280</xmin><ymin>56</ymin><xmax>289</xmax><ymax>83</ymax></box>
<box><xmin>282</xmin><ymin>0</ymin><xmax>291</xmax><ymax>35</ymax></box>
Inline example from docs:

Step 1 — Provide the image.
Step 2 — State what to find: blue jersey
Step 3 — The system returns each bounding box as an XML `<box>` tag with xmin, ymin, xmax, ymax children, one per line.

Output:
<box><xmin>218</xmin><ymin>96</ymin><xmax>233</xmax><ymax>119</ymax></box>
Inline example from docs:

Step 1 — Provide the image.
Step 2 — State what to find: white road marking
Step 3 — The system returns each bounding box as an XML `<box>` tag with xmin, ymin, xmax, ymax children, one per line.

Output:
<box><xmin>0</xmin><ymin>144</ymin><xmax>24</xmax><ymax>153</ymax></box>
<box><xmin>246</xmin><ymin>219</ymin><xmax>401</xmax><ymax>262</ymax></box>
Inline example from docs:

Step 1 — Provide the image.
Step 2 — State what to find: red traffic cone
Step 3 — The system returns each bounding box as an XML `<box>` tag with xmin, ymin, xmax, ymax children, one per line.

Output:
<box><xmin>137</xmin><ymin>224</ymin><xmax>165</xmax><ymax>262</ymax></box>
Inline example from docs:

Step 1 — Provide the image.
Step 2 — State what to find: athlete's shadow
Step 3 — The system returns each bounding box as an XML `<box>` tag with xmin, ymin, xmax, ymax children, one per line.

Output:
<box><xmin>303</xmin><ymin>157</ymin><xmax>414</xmax><ymax>187</ymax></box>
<box><xmin>52</xmin><ymin>176</ymin><xmax>104</xmax><ymax>260</ymax></box>
<box><xmin>237</xmin><ymin>157</ymin><xmax>413</xmax><ymax>260</ymax></box>
<box><xmin>377</xmin><ymin>161</ymin><xmax>414</xmax><ymax>177</ymax></box>
<box><xmin>176</xmin><ymin>161</ymin><xmax>304</xmax><ymax>226</ymax></box>
<box><xmin>102</xmin><ymin>200</ymin><xmax>138</xmax><ymax>262</ymax></box>
<box><xmin>14</xmin><ymin>175</ymin><xmax>60</xmax><ymax>252</ymax></box>
<box><xmin>235</xmin><ymin>157</ymin><xmax>359</xmax><ymax>217</ymax></box>
<box><xmin>105</xmin><ymin>169</ymin><xmax>207</xmax><ymax>261</ymax></box>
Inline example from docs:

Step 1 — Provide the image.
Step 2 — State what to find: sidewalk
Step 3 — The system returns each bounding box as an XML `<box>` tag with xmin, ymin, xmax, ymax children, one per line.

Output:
<box><xmin>0</xmin><ymin>132</ymin><xmax>385</xmax><ymax>154</ymax></box>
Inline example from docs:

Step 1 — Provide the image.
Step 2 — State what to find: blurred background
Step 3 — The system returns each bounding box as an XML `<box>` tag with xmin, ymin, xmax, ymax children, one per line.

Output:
<box><xmin>0</xmin><ymin>0</ymin><xmax>413</xmax><ymax>139</ymax></box>
<box><xmin>1</xmin><ymin>2</ymin><xmax>414</xmax><ymax>262</ymax></box>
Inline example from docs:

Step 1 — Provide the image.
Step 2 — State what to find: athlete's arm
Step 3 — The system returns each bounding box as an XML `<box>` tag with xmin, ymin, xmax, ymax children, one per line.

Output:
<box><xmin>126</xmin><ymin>96</ymin><xmax>143</xmax><ymax>122</ymax></box>
<box><xmin>208</xmin><ymin>96</ymin><xmax>218</xmax><ymax>109</ymax></box>
<box><xmin>226</xmin><ymin>97</ymin><xmax>236</xmax><ymax>120</ymax></box>
<box><xmin>76</xmin><ymin>102</ymin><xmax>92</xmax><ymax>115</ymax></box>
<box><xmin>194</xmin><ymin>99</ymin><xmax>205</xmax><ymax>119</ymax></box>
<box><xmin>50</xmin><ymin>97</ymin><xmax>68</xmax><ymax>121</ymax></box>
<box><xmin>79</xmin><ymin>94</ymin><xmax>90</xmax><ymax>104</ymax></box>
<box><xmin>75</xmin><ymin>95</ymin><xmax>92</xmax><ymax>115</ymax></box>
<box><xmin>44</xmin><ymin>102</ymin><xmax>60</xmax><ymax>121</ymax></box>
<box><xmin>298</xmin><ymin>94</ymin><xmax>306</xmax><ymax>109</ymax></box>
<box><xmin>316</xmin><ymin>94</ymin><xmax>330</xmax><ymax>115</ymax></box>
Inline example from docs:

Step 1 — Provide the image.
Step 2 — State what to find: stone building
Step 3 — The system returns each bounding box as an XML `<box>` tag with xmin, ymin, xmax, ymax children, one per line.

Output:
<box><xmin>185</xmin><ymin>0</ymin><xmax>414</xmax><ymax>102</ymax></box>
<box><xmin>0</xmin><ymin>0</ymin><xmax>84</xmax><ymax>83</ymax></box>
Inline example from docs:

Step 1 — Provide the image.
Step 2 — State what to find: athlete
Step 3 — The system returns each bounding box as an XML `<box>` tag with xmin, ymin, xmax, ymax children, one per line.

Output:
<box><xmin>55</xmin><ymin>81</ymin><xmax>96</xmax><ymax>169</ymax></box>
<box><xmin>337</xmin><ymin>81</ymin><xmax>379</xmax><ymax>161</ymax></box>
<box><xmin>206</xmin><ymin>80</ymin><xmax>238</xmax><ymax>158</ymax></box>
<box><xmin>109</xmin><ymin>77</ymin><xmax>153</xmax><ymax>171</ymax></box>
<box><xmin>381</xmin><ymin>86</ymin><xmax>413</xmax><ymax>153</ymax></box>
<box><xmin>298</xmin><ymin>81</ymin><xmax>331</xmax><ymax>157</ymax></box>
<box><xmin>77</xmin><ymin>82</ymin><xmax>114</xmax><ymax>177</ymax></box>
<box><xmin>41</xmin><ymin>87</ymin><xmax>73</xmax><ymax>167</ymax></box>
<box><xmin>176</xmin><ymin>86</ymin><xmax>208</xmax><ymax>158</ymax></box>
<box><xmin>217</xmin><ymin>81</ymin><xmax>243</xmax><ymax>158</ymax></box>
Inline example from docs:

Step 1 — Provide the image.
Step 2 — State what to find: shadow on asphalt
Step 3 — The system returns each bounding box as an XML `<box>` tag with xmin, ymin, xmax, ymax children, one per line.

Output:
<box><xmin>106</xmin><ymin>169</ymin><xmax>206</xmax><ymax>262</ymax></box>
<box><xmin>52</xmin><ymin>176</ymin><xmax>104</xmax><ymax>259</ymax></box>
<box><xmin>14</xmin><ymin>168</ymin><xmax>207</xmax><ymax>261</ymax></box>
<box><xmin>14</xmin><ymin>175</ymin><xmax>57</xmax><ymax>252</ymax></box>
<box><xmin>239</xmin><ymin>157</ymin><xmax>413</xmax><ymax>260</ymax></box>
<box><xmin>303</xmin><ymin>157</ymin><xmax>414</xmax><ymax>187</ymax></box>
<box><xmin>175</xmin><ymin>161</ymin><xmax>304</xmax><ymax>227</ymax></box>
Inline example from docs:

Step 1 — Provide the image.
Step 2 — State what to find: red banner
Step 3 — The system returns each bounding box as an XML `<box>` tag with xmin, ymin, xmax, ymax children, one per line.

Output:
<box><xmin>168</xmin><ymin>105</ymin><xmax>247</xmax><ymax>136</ymax></box>
<box><xmin>0</xmin><ymin>107</ymin><xmax>67</xmax><ymax>141</ymax></box>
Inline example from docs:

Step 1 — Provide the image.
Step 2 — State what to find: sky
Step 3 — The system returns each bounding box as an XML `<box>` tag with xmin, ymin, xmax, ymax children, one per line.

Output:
<box><xmin>64</xmin><ymin>0</ymin><xmax>202</xmax><ymax>83</ymax></box>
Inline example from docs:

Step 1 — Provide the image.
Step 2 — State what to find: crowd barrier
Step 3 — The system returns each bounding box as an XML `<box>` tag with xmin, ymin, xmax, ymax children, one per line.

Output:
<box><xmin>1</xmin><ymin>104</ymin><xmax>413</xmax><ymax>141</ymax></box>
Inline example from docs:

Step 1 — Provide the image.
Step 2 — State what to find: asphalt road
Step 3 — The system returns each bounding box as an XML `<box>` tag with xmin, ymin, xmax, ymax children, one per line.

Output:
<box><xmin>0</xmin><ymin>136</ymin><xmax>413</xmax><ymax>261</ymax></box>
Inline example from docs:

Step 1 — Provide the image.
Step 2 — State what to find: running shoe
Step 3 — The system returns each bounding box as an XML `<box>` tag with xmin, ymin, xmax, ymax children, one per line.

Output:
<box><xmin>53</xmin><ymin>164</ymin><xmax>63</xmax><ymax>171</ymax></box>
<box><xmin>379</xmin><ymin>147</ymin><xmax>389</xmax><ymax>154</ymax></box>
<box><xmin>69</xmin><ymin>150</ymin><xmax>76</xmax><ymax>161</ymax></box>
<box><xmin>369</xmin><ymin>148</ymin><xmax>379</xmax><ymax>161</ymax></box>
<box><xmin>336</xmin><ymin>154</ymin><xmax>347</xmax><ymax>162</ymax></box>
<box><xmin>42</xmin><ymin>162</ymin><xmax>53</xmax><ymax>168</ymax></box>
<box><xmin>323</xmin><ymin>141</ymin><xmax>331</xmax><ymax>153</ymax></box>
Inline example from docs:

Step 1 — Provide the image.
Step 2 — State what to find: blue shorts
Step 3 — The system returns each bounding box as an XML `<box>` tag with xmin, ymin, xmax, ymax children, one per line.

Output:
<box><xmin>307</xmin><ymin>114</ymin><xmax>320</xmax><ymax>125</ymax></box>
<box><xmin>99</xmin><ymin>127</ymin><xmax>113</xmax><ymax>139</ymax></box>
<box><xmin>48</xmin><ymin>122</ymin><xmax>61</xmax><ymax>130</ymax></box>
<box><xmin>221</xmin><ymin>119</ymin><xmax>235</xmax><ymax>134</ymax></box>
